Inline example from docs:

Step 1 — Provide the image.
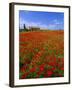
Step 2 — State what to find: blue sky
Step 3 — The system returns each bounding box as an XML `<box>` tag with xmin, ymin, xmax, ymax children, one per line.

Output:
<box><xmin>19</xmin><ymin>10</ymin><xmax>64</xmax><ymax>30</ymax></box>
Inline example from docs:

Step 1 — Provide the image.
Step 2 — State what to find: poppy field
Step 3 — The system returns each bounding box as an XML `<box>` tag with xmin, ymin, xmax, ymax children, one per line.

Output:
<box><xmin>19</xmin><ymin>31</ymin><xmax>64</xmax><ymax>79</ymax></box>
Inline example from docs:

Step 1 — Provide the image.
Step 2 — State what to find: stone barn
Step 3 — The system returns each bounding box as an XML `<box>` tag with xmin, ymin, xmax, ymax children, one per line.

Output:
<box><xmin>29</xmin><ymin>27</ymin><xmax>40</xmax><ymax>31</ymax></box>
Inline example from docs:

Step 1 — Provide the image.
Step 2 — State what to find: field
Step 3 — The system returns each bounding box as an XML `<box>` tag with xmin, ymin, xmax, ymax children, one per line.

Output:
<box><xmin>19</xmin><ymin>30</ymin><xmax>64</xmax><ymax>79</ymax></box>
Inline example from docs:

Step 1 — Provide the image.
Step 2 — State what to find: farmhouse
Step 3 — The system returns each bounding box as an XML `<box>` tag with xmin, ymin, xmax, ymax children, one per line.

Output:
<box><xmin>29</xmin><ymin>27</ymin><xmax>40</xmax><ymax>31</ymax></box>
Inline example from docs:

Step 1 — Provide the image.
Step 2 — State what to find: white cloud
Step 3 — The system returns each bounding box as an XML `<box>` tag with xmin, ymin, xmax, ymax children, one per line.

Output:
<box><xmin>47</xmin><ymin>19</ymin><xmax>64</xmax><ymax>30</ymax></box>
<box><xmin>19</xmin><ymin>17</ymin><xmax>49</xmax><ymax>29</ymax></box>
<box><xmin>47</xmin><ymin>24</ymin><xmax>56</xmax><ymax>30</ymax></box>
<box><xmin>53</xmin><ymin>19</ymin><xmax>63</xmax><ymax>25</ymax></box>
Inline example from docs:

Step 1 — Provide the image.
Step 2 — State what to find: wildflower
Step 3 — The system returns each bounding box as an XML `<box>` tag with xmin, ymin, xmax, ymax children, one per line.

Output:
<box><xmin>47</xmin><ymin>71</ymin><xmax>53</xmax><ymax>77</ymax></box>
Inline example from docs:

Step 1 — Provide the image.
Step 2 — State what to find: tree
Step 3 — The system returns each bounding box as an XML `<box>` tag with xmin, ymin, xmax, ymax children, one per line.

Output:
<box><xmin>23</xmin><ymin>24</ymin><xmax>28</xmax><ymax>32</ymax></box>
<box><xmin>24</xmin><ymin>24</ymin><xmax>26</xmax><ymax>30</ymax></box>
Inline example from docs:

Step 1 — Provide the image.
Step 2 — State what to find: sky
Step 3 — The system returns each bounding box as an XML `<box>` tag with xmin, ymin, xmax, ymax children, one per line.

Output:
<box><xmin>19</xmin><ymin>10</ymin><xmax>64</xmax><ymax>30</ymax></box>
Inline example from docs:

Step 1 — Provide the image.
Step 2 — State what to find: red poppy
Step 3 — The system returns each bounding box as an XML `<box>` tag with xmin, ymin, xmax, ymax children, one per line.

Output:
<box><xmin>61</xmin><ymin>67</ymin><xmax>64</xmax><ymax>71</ymax></box>
<box><xmin>40</xmin><ymin>64</ymin><xmax>44</xmax><ymax>71</ymax></box>
<box><xmin>54</xmin><ymin>57</ymin><xmax>56</xmax><ymax>61</ymax></box>
<box><xmin>40</xmin><ymin>67</ymin><xmax>44</xmax><ymax>71</ymax></box>
<box><xmin>30</xmin><ymin>68</ymin><xmax>36</xmax><ymax>72</ymax></box>
<box><xmin>48</xmin><ymin>62</ymin><xmax>56</xmax><ymax>67</ymax></box>
<box><xmin>51</xmin><ymin>67</ymin><xmax>56</xmax><ymax>71</ymax></box>
<box><xmin>47</xmin><ymin>71</ymin><xmax>53</xmax><ymax>77</ymax></box>
<box><xmin>37</xmin><ymin>71</ymin><xmax>41</xmax><ymax>76</ymax></box>
<box><xmin>20</xmin><ymin>65</ymin><xmax>27</xmax><ymax>72</ymax></box>
<box><xmin>21</xmin><ymin>73</ymin><xmax>28</xmax><ymax>79</ymax></box>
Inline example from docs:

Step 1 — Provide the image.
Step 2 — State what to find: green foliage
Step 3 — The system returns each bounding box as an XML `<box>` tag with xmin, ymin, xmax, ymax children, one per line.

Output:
<box><xmin>26</xmin><ymin>72</ymin><xmax>37</xmax><ymax>78</ymax></box>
